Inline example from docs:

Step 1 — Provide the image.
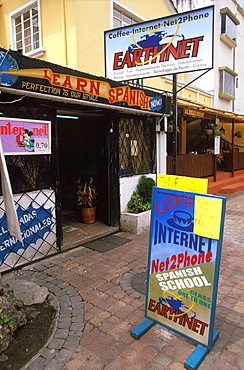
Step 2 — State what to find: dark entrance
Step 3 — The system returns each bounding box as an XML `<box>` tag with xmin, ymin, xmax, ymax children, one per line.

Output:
<box><xmin>56</xmin><ymin>110</ymin><xmax>120</xmax><ymax>250</ymax></box>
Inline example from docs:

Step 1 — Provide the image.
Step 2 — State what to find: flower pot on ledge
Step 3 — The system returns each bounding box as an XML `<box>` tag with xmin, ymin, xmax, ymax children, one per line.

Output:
<box><xmin>80</xmin><ymin>206</ymin><xmax>97</xmax><ymax>223</ymax></box>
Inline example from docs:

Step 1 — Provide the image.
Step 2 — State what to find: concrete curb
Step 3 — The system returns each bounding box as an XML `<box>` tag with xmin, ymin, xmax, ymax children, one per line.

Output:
<box><xmin>4</xmin><ymin>268</ymin><xmax>84</xmax><ymax>370</ymax></box>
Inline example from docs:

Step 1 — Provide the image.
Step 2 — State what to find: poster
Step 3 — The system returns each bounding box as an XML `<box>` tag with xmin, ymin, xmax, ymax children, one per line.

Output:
<box><xmin>146</xmin><ymin>187</ymin><xmax>226</xmax><ymax>346</ymax></box>
<box><xmin>157</xmin><ymin>174</ymin><xmax>208</xmax><ymax>194</ymax></box>
<box><xmin>0</xmin><ymin>117</ymin><xmax>51</xmax><ymax>155</ymax></box>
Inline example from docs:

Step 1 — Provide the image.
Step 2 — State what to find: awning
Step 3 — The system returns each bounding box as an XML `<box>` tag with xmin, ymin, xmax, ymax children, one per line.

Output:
<box><xmin>177</xmin><ymin>96</ymin><xmax>244</xmax><ymax>123</ymax></box>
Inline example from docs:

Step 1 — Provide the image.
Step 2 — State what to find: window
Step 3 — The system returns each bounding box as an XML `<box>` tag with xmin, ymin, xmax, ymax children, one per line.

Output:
<box><xmin>9</xmin><ymin>0</ymin><xmax>44</xmax><ymax>57</ymax></box>
<box><xmin>219</xmin><ymin>67</ymin><xmax>238</xmax><ymax>100</ymax></box>
<box><xmin>113</xmin><ymin>4</ymin><xmax>143</xmax><ymax>85</ymax></box>
<box><xmin>237</xmin><ymin>0</ymin><xmax>244</xmax><ymax>9</ymax></box>
<box><xmin>113</xmin><ymin>8</ymin><xmax>138</xmax><ymax>28</ymax></box>
<box><xmin>220</xmin><ymin>7</ymin><xmax>240</xmax><ymax>46</ymax></box>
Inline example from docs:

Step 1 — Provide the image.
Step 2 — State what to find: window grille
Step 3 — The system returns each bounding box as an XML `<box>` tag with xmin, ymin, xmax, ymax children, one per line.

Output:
<box><xmin>118</xmin><ymin>116</ymin><xmax>156</xmax><ymax>176</ymax></box>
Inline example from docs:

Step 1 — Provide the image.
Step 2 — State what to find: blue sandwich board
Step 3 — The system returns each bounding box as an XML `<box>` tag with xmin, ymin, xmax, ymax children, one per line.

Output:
<box><xmin>131</xmin><ymin>186</ymin><xmax>226</xmax><ymax>369</ymax></box>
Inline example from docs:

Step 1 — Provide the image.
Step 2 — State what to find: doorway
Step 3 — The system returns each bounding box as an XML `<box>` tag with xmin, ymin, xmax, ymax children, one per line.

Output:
<box><xmin>56</xmin><ymin>110</ymin><xmax>119</xmax><ymax>251</ymax></box>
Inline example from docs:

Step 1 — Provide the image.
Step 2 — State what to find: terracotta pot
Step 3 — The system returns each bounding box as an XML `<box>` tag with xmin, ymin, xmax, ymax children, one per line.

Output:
<box><xmin>80</xmin><ymin>206</ymin><xmax>97</xmax><ymax>223</ymax></box>
<box><xmin>205</xmin><ymin>129</ymin><xmax>213</xmax><ymax>135</ymax></box>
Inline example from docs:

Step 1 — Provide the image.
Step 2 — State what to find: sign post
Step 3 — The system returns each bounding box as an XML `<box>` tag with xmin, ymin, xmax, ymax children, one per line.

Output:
<box><xmin>131</xmin><ymin>176</ymin><xmax>226</xmax><ymax>369</ymax></box>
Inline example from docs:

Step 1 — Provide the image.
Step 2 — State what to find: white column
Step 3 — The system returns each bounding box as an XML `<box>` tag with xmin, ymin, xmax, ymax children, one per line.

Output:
<box><xmin>156</xmin><ymin>116</ymin><xmax>167</xmax><ymax>176</ymax></box>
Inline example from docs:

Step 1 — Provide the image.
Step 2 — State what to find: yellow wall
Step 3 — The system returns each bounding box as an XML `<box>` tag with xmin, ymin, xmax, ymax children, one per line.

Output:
<box><xmin>0</xmin><ymin>0</ymin><xmax>211</xmax><ymax>105</ymax></box>
<box><xmin>219</xmin><ymin>122</ymin><xmax>244</xmax><ymax>152</ymax></box>
<box><xmin>199</xmin><ymin>94</ymin><xmax>212</xmax><ymax>106</ymax></box>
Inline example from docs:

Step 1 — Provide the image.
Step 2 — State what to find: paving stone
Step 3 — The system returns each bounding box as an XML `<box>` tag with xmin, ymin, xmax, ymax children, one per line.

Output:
<box><xmin>40</xmin><ymin>348</ymin><xmax>59</xmax><ymax>360</ymax></box>
<box><xmin>54</xmin><ymin>329</ymin><xmax>69</xmax><ymax>339</ymax></box>
<box><xmin>2</xmin><ymin>192</ymin><xmax>244</xmax><ymax>369</ymax></box>
<box><xmin>48</xmin><ymin>338</ymin><xmax>65</xmax><ymax>350</ymax></box>
<box><xmin>27</xmin><ymin>356</ymin><xmax>48</xmax><ymax>369</ymax></box>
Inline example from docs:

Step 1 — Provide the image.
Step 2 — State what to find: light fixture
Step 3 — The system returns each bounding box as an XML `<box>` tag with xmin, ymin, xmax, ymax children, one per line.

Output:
<box><xmin>56</xmin><ymin>115</ymin><xmax>79</xmax><ymax>119</ymax></box>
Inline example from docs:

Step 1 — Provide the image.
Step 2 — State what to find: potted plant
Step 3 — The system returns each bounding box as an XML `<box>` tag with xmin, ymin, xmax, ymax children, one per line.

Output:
<box><xmin>234</xmin><ymin>131</ymin><xmax>244</xmax><ymax>138</ymax></box>
<box><xmin>167</xmin><ymin>121</ymin><xmax>180</xmax><ymax>133</ymax></box>
<box><xmin>204</xmin><ymin>122</ymin><xmax>220</xmax><ymax>137</ymax></box>
<box><xmin>77</xmin><ymin>177</ymin><xmax>98</xmax><ymax>223</ymax></box>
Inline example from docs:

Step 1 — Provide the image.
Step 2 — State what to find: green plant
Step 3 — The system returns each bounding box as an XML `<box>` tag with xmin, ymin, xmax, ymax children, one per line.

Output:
<box><xmin>0</xmin><ymin>314</ymin><xmax>14</xmax><ymax>330</ymax></box>
<box><xmin>137</xmin><ymin>175</ymin><xmax>156</xmax><ymax>203</ymax></box>
<box><xmin>234</xmin><ymin>131</ymin><xmax>244</xmax><ymax>138</ymax></box>
<box><xmin>127</xmin><ymin>191</ymin><xmax>151</xmax><ymax>213</ymax></box>
<box><xmin>127</xmin><ymin>175</ymin><xmax>156</xmax><ymax>213</ymax></box>
<box><xmin>167</xmin><ymin>121</ymin><xmax>180</xmax><ymax>132</ymax></box>
<box><xmin>77</xmin><ymin>177</ymin><xmax>98</xmax><ymax>208</ymax></box>
<box><xmin>204</xmin><ymin>122</ymin><xmax>220</xmax><ymax>137</ymax></box>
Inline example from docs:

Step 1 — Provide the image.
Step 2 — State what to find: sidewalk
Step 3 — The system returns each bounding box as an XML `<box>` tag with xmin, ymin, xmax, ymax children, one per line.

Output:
<box><xmin>3</xmin><ymin>191</ymin><xmax>244</xmax><ymax>370</ymax></box>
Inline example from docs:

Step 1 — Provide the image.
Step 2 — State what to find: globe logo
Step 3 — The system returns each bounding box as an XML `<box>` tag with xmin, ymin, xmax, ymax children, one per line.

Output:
<box><xmin>129</xmin><ymin>31</ymin><xmax>184</xmax><ymax>53</ymax></box>
<box><xmin>0</xmin><ymin>52</ymin><xmax>19</xmax><ymax>86</ymax></box>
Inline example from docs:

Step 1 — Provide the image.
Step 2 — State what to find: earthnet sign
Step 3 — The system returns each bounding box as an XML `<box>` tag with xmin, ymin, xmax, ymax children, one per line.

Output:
<box><xmin>104</xmin><ymin>6</ymin><xmax>214</xmax><ymax>81</ymax></box>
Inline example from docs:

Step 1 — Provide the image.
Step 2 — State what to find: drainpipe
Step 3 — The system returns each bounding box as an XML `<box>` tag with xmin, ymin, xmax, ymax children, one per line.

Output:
<box><xmin>62</xmin><ymin>0</ymin><xmax>68</xmax><ymax>66</ymax></box>
<box><xmin>231</xmin><ymin>119</ymin><xmax>235</xmax><ymax>177</ymax></box>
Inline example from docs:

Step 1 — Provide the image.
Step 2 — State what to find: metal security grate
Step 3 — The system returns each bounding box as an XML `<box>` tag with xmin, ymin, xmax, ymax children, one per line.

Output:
<box><xmin>4</xmin><ymin>155</ymin><xmax>54</xmax><ymax>193</ymax></box>
<box><xmin>0</xmin><ymin>99</ymin><xmax>58</xmax><ymax>272</ymax></box>
<box><xmin>118</xmin><ymin>116</ymin><xmax>156</xmax><ymax>176</ymax></box>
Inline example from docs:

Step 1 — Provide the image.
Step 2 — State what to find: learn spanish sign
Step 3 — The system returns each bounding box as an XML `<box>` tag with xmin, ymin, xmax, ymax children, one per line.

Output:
<box><xmin>145</xmin><ymin>187</ymin><xmax>226</xmax><ymax>347</ymax></box>
<box><xmin>0</xmin><ymin>47</ymin><xmax>170</xmax><ymax>115</ymax></box>
<box><xmin>104</xmin><ymin>6</ymin><xmax>214</xmax><ymax>81</ymax></box>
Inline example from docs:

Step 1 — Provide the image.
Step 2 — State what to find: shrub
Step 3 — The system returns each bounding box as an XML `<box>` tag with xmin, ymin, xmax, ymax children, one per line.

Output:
<box><xmin>137</xmin><ymin>175</ymin><xmax>156</xmax><ymax>204</ymax></box>
<box><xmin>127</xmin><ymin>176</ymin><xmax>156</xmax><ymax>213</ymax></box>
<box><xmin>127</xmin><ymin>191</ymin><xmax>151</xmax><ymax>214</ymax></box>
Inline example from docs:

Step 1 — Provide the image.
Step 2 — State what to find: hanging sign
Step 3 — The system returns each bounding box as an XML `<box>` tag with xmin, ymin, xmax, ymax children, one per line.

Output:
<box><xmin>145</xmin><ymin>187</ymin><xmax>226</xmax><ymax>347</ymax></box>
<box><xmin>104</xmin><ymin>6</ymin><xmax>214</xmax><ymax>81</ymax></box>
<box><xmin>0</xmin><ymin>117</ymin><xmax>51</xmax><ymax>155</ymax></box>
<box><xmin>0</xmin><ymin>48</ymin><xmax>170</xmax><ymax>114</ymax></box>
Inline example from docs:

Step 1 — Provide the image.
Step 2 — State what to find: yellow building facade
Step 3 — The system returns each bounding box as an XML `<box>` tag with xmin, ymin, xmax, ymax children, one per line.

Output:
<box><xmin>0</xmin><ymin>0</ymin><xmax>212</xmax><ymax>106</ymax></box>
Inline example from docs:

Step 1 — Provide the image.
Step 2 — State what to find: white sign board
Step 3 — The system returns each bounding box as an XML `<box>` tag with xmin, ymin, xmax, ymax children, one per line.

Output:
<box><xmin>104</xmin><ymin>6</ymin><xmax>214</xmax><ymax>81</ymax></box>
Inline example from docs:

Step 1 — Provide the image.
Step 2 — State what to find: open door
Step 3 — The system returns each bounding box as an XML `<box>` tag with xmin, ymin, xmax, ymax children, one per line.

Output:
<box><xmin>96</xmin><ymin>114</ymin><xmax>120</xmax><ymax>227</ymax></box>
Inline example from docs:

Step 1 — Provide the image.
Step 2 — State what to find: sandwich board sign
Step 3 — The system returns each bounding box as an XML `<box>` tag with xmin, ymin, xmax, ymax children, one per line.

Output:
<box><xmin>131</xmin><ymin>176</ymin><xmax>226</xmax><ymax>369</ymax></box>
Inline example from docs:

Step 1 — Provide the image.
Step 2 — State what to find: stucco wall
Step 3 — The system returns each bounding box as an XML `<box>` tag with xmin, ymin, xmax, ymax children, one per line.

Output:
<box><xmin>119</xmin><ymin>174</ymin><xmax>156</xmax><ymax>213</ymax></box>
